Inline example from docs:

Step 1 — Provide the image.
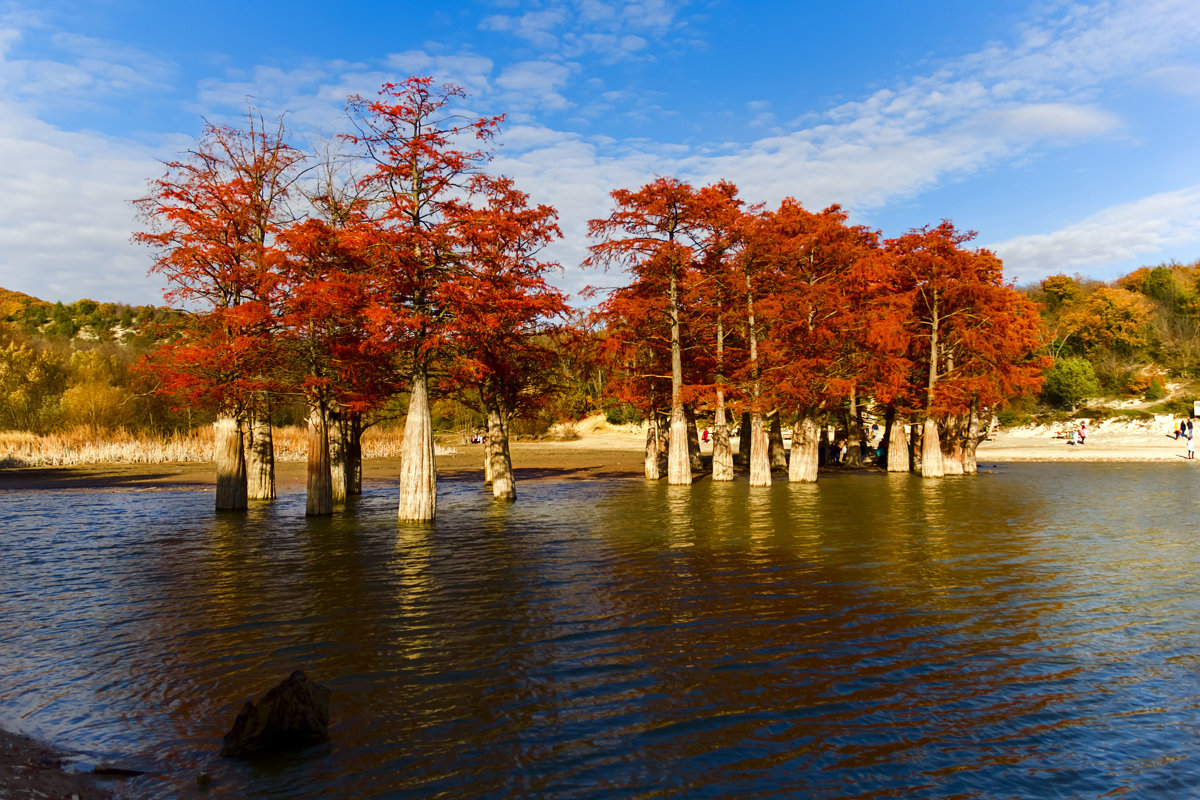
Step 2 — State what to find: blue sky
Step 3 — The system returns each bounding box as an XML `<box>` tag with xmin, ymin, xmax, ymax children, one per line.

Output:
<box><xmin>2</xmin><ymin>0</ymin><xmax>1199</xmax><ymax>306</ymax></box>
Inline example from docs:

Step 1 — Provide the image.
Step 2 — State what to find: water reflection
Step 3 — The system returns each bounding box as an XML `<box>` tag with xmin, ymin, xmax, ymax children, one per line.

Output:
<box><xmin>2</xmin><ymin>465</ymin><xmax>1200</xmax><ymax>797</ymax></box>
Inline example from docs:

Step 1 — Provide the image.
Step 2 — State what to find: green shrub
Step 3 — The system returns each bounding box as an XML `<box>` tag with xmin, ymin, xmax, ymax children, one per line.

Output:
<box><xmin>996</xmin><ymin>408</ymin><xmax>1034</xmax><ymax>427</ymax></box>
<box><xmin>1143</xmin><ymin>377</ymin><xmax>1166</xmax><ymax>401</ymax></box>
<box><xmin>1042</xmin><ymin>357</ymin><xmax>1100</xmax><ymax>410</ymax></box>
<box><xmin>603</xmin><ymin>403</ymin><xmax>642</xmax><ymax>425</ymax></box>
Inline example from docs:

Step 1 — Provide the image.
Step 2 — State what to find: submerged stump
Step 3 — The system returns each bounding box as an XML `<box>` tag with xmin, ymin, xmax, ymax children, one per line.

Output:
<box><xmin>221</xmin><ymin>671</ymin><xmax>331</xmax><ymax>758</ymax></box>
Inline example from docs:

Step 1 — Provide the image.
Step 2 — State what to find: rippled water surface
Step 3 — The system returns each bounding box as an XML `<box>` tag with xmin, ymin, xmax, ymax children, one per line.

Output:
<box><xmin>3</xmin><ymin>463</ymin><xmax>1200</xmax><ymax>798</ymax></box>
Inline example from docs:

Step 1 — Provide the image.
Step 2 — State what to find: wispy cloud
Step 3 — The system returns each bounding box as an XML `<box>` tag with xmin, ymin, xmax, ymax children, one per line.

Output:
<box><xmin>990</xmin><ymin>185</ymin><xmax>1200</xmax><ymax>282</ymax></box>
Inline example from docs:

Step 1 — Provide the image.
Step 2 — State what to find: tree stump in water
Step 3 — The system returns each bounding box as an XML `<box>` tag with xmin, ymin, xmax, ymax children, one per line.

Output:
<box><xmin>220</xmin><ymin>671</ymin><xmax>330</xmax><ymax>758</ymax></box>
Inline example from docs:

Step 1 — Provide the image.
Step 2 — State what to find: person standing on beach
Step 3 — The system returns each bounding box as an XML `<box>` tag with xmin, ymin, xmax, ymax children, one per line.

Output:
<box><xmin>1188</xmin><ymin>437</ymin><xmax>1195</xmax><ymax>460</ymax></box>
<box><xmin>1078</xmin><ymin>420</ymin><xmax>1087</xmax><ymax>445</ymax></box>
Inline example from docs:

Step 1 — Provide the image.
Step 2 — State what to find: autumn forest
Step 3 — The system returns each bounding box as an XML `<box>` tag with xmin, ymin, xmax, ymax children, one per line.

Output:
<box><xmin>3</xmin><ymin>77</ymin><xmax>1198</xmax><ymax>520</ymax></box>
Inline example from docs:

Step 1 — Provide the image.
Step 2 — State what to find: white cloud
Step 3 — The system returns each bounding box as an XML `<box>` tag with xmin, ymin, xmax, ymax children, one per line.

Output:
<box><xmin>989</xmin><ymin>185</ymin><xmax>1200</xmax><ymax>282</ymax></box>
<box><xmin>483</xmin><ymin>0</ymin><xmax>689</xmax><ymax>63</ymax></box>
<box><xmin>981</xmin><ymin>103</ymin><xmax>1121</xmax><ymax>139</ymax></box>
<box><xmin>496</xmin><ymin>60</ymin><xmax>572</xmax><ymax>109</ymax></box>
<box><xmin>1142</xmin><ymin>64</ymin><xmax>1200</xmax><ymax>95</ymax></box>
<box><xmin>0</xmin><ymin>110</ymin><xmax>162</xmax><ymax>304</ymax></box>
<box><xmin>480</xmin><ymin>8</ymin><xmax>567</xmax><ymax>51</ymax></box>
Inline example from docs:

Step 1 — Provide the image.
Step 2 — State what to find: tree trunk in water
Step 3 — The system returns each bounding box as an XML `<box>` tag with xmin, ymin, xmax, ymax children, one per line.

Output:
<box><xmin>347</xmin><ymin>413</ymin><xmax>363</xmax><ymax>496</ymax></box>
<box><xmin>667</xmin><ymin>403</ymin><xmax>691</xmax><ymax>485</ymax></box>
<box><xmin>940</xmin><ymin>416</ymin><xmax>965</xmax><ymax>476</ymax></box>
<box><xmin>398</xmin><ymin>365</ymin><xmax>437</xmax><ymax>521</ymax></box>
<box><xmin>487</xmin><ymin>406</ymin><xmax>515</xmax><ymax>501</ymax></box>
<box><xmin>749</xmin><ymin>412</ymin><xmax>771</xmax><ymax>487</ymax></box>
<box><xmin>483</xmin><ymin>421</ymin><xmax>501</xmax><ymax>485</ymax></box>
<box><xmin>306</xmin><ymin>402</ymin><xmax>333</xmax><ymax>516</ymax></box>
<box><xmin>246</xmin><ymin>404</ymin><xmax>275</xmax><ymax>501</ymax></box>
<box><xmin>768</xmin><ymin>414</ymin><xmax>788</xmax><ymax>470</ymax></box>
<box><xmin>712</xmin><ymin>396</ymin><xmax>734</xmax><ymax>481</ymax></box>
<box><xmin>788</xmin><ymin>413</ymin><xmax>819</xmax><ymax>483</ymax></box>
<box><xmin>685</xmin><ymin>406</ymin><xmax>703</xmax><ymax>472</ymax></box>
<box><xmin>330</xmin><ymin>412</ymin><xmax>348</xmax><ymax>505</ymax></box>
<box><xmin>920</xmin><ymin>416</ymin><xmax>944</xmax><ymax>478</ymax></box>
<box><xmin>738</xmin><ymin>411</ymin><xmax>751</xmax><ymax>466</ymax></box>
<box><xmin>842</xmin><ymin>387</ymin><xmax>863</xmax><ymax>468</ymax></box>
<box><xmin>666</xmin><ymin>251</ymin><xmax>689</xmax><ymax>485</ymax></box>
<box><xmin>962</xmin><ymin>402</ymin><xmax>983</xmax><ymax>475</ymax></box>
<box><xmin>214</xmin><ymin>414</ymin><xmax>247</xmax><ymax>511</ymax></box>
<box><xmin>644</xmin><ymin>414</ymin><xmax>661</xmax><ymax>480</ymax></box>
<box><xmin>887</xmin><ymin>417</ymin><xmax>910</xmax><ymax>472</ymax></box>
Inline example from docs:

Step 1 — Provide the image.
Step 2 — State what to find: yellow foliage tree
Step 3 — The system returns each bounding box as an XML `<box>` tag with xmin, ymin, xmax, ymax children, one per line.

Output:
<box><xmin>1059</xmin><ymin>287</ymin><xmax>1153</xmax><ymax>355</ymax></box>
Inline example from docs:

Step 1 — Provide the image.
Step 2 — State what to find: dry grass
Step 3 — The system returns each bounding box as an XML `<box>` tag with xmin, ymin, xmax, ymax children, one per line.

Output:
<box><xmin>0</xmin><ymin>425</ymin><xmax>457</xmax><ymax>468</ymax></box>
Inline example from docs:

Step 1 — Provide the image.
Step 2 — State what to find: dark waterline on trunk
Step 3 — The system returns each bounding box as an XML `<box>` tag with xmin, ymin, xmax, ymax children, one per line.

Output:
<box><xmin>2</xmin><ymin>463</ymin><xmax>1200</xmax><ymax>798</ymax></box>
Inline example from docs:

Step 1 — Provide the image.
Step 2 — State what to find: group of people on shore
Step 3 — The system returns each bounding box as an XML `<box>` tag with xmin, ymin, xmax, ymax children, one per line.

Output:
<box><xmin>1065</xmin><ymin>420</ymin><xmax>1088</xmax><ymax>446</ymax></box>
<box><xmin>1174</xmin><ymin>418</ymin><xmax>1195</xmax><ymax>459</ymax></box>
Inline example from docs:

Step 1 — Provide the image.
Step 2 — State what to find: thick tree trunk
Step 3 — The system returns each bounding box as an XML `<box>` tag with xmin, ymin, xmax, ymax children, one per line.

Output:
<box><xmin>749</xmin><ymin>412</ymin><xmax>771</xmax><ymax>487</ymax></box>
<box><xmin>788</xmin><ymin>412</ymin><xmax>819</xmax><ymax>483</ymax></box>
<box><xmin>768</xmin><ymin>414</ymin><xmax>788</xmax><ymax>471</ymax></box>
<box><xmin>398</xmin><ymin>365</ymin><xmax>437</xmax><ymax>521</ymax></box>
<box><xmin>483</xmin><ymin>419</ymin><xmax>501</xmax><ymax>485</ymax></box>
<box><xmin>940</xmin><ymin>416</ymin><xmax>965</xmax><ymax>476</ymax></box>
<box><xmin>644</xmin><ymin>413</ymin><xmax>661</xmax><ymax>480</ymax></box>
<box><xmin>246</xmin><ymin>403</ymin><xmax>275</xmax><ymax>501</ymax></box>
<box><xmin>214</xmin><ymin>414</ymin><xmax>247</xmax><ymax>511</ymax></box>
<box><xmin>685</xmin><ymin>406</ymin><xmax>703</xmax><ymax>472</ymax></box>
<box><xmin>330</xmin><ymin>411</ymin><xmax>348</xmax><ymax>505</ymax></box>
<box><xmin>843</xmin><ymin>387</ymin><xmax>863</xmax><ymax>468</ymax></box>
<box><xmin>887</xmin><ymin>416</ymin><xmax>910</xmax><ymax>473</ymax></box>
<box><xmin>712</xmin><ymin>395</ymin><xmax>734</xmax><ymax>481</ymax></box>
<box><xmin>306</xmin><ymin>402</ymin><xmax>333</xmax><ymax>516</ymax></box>
<box><xmin>920</xmin><ymin>416</ymin><xmax>944</xmax><ymax>478</ymax></box>
<box><xmin>963</xmin><ymin>401</ymin><xmax>983</xmax><ymax>475</ymax></box>
<box><xmin>487</xmin><ymin>406</ymin><xmax>515</xmax><ymax>501</ymax></box>
<box><xmin>667</xmin><ymin>404</ymin><xmax>691</xmax><ymax>485</ymax></box>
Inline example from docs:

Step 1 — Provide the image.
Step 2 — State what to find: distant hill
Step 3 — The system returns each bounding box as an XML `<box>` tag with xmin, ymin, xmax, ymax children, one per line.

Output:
<box><xmin>0</xmin><ymin>287</ymin><xmax>51</xmax><ymax>318</ymax></box>
<box><xmin>0</xmin><ymin>287</ymin><xmax>179</xmax><ymax>343</ymax></box>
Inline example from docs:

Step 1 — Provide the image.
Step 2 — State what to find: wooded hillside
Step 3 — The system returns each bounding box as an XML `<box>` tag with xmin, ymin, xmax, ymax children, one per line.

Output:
<box><xmin>1021</xmin><ymin>258</ymin><xmax>1200</xmax><ymax>418</ymax></box>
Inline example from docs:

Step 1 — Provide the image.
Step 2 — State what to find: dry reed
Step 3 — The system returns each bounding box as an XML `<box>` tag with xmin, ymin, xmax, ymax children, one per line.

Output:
<box><xmin>0</xmin><ymin>425</ymin><xmax>456</xmax><ymax>468</ymax></box>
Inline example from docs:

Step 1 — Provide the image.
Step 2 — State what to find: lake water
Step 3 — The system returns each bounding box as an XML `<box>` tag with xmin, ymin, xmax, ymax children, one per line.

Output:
<box><xmin>2</xmin><ymin>463</ymin><xmax>1200</xmax><ymax>798</ymax></box>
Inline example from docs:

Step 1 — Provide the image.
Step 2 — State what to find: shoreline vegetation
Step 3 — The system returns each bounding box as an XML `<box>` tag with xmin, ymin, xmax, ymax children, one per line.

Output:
<box><xmin>1</xmin><ymin>414</ymin><xmax>1195</xmax><ymax>491</ymax></box>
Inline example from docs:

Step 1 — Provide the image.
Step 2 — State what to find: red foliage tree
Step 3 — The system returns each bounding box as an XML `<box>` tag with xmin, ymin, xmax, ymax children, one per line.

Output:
<box><xmin>441</xmin><ymin>175</ymin><xmax>569</xmax><ymax>500</ymax></box>
<box><xmin>886</xmin><ymin>221</ymin><xmax>1047</xmax><ymax>476</ymax></box>
<box><xmin>134</xmin><ymin>113</ymin><xmax>303</xmax><ymax>509</ymax></box>
<box><xmin>587</xmin><ymin>177</ymin><xmax>721</xmax><ymax>484</ymax></box>
<box><xmin>346</xmin><ymin>77</ymin><xmax>503</xmax><ymax>521</ymax></box>
<box><xmin>749</xmin><ymin>200</ymin><xmax>885</xmax><ymax>480</ymax></box>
